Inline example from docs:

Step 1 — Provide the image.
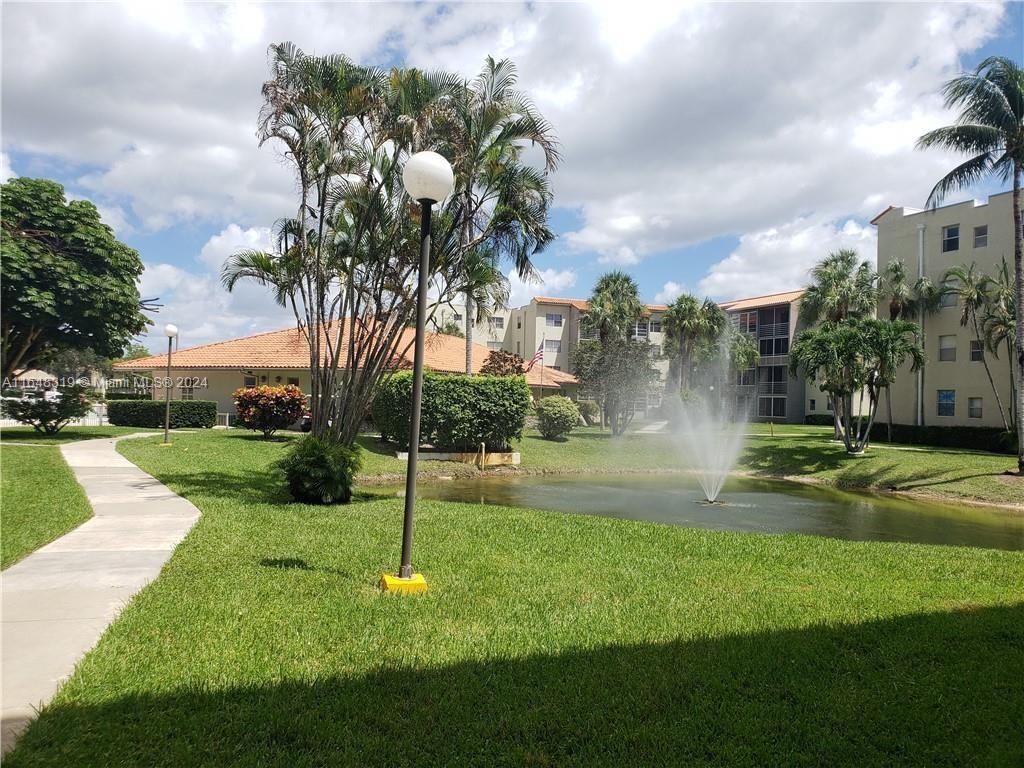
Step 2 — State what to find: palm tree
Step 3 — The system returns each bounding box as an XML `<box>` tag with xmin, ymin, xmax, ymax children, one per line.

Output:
<box><xmin>798</xmin><ymin>249</ymin><xmax>879</xmax><ymax>326</ymax></box>
<box><xmin>443</xmin><ymin>57</ymin><xmax>561</xmax><ymax>373</ymax></box>
<box><xmin>663</xmin><ymin>295</ymin><xmax>729</xmax><ymax>391</ymax></box>
<box><xmin>873</xmin><ymin>320</ymin><xmax>928</xmax><ymax>447</ymax></box>
<box><xmin>799</xmin><ymin>249</ymin><xmax>878</xmax><ymax>437</ymax></box>
<box><xmin>880</xmin><ymin>259</ymin><xmax>946</xmax><ymax>436</ymax></box>
<box><xmin>983</xmin><ymin>257</ymin><xmax>1018</xmax><ymax>424</ymax></box>
<box><xmin>944</xmin><ymin>264</ymin><xmax>1009</xmax><ymax>429</ymax></box>
<box><xmin>450</xmin><ymin>247</ymin><xmax>509</xmax><ymax>359</ymax></box>
<box><xmin>581</xmin><ymin>271</ymin><xmax>644</xmax><ymax>344</ymax></box>
<box><xmin>917</xmin><ymin>55</ymin><xmax>1024</xmax><ymax>472</ymax></box>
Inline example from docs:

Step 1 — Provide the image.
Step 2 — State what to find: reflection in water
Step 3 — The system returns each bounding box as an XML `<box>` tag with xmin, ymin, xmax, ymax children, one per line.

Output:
<box><xmin>400</xmin><ymin>475</ymin><xmax>1024</xmax><ymax>551</ymax></box>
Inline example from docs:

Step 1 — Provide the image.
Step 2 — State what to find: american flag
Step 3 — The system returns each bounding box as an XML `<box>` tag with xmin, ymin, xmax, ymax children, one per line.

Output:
<box><xmin>525</xmin><ymin>338</ymin><xmax>544</xmax><ymax>372</ymax></box>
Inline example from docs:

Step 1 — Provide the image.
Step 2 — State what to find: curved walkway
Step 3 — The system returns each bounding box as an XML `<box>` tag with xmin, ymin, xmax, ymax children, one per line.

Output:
<box><xmin>1</xmin><ymin>434</ymin><xmax>200</xmax><ymax>753</ymax></box>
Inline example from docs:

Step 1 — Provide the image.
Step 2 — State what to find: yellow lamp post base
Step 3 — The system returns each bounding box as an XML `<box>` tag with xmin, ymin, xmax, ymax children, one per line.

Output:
<box><xmin>159</xmin><ymin>443</ymin><xmax>174</xmax><ymax>448</ymax></box>
<box><xmin>380</xmin><ymin>573</ymin><xmax>427</xmax><ymax>594</ymax></box>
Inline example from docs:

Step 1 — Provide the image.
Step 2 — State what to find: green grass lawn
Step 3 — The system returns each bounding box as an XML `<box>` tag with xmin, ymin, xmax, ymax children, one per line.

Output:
<box><xmin>0</xmin><ymin>445</ymin><xmax>93</xmax><ymax>568</ymax></box>
<box><xmin>0</xmin><ymin>425</ymin><xmax>149</xmax><ymax>444</ymax></box>
<box><xmin>4</xmin><ymin>431</ymin><xmax>1023</xmax><ymax>766</ymax></box>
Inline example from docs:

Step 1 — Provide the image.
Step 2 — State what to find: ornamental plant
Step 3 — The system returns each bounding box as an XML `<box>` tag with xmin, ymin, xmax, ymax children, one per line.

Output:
<box><xmin>534</xmin><ymin>396</ymin><xmax>580</xmax><ymax>440</ymax></box>
<box><xmin>276</xmin><ymin>435</ymin><xmax>362</xmax><ymax>504</ymax></box>
<box><xmin>1</xmin><ymin>384</ymin><xmax>92</xmax><ymax>434</ymax></box>
<box><xmin>233</xmin><ymin>385</ymin><xmax>307</xmax><ymax>439</ymax></box>
<box><xmin>480</xmin><ymin>349</ymin><xmax>525</xmax><ymax>376</ymax></box>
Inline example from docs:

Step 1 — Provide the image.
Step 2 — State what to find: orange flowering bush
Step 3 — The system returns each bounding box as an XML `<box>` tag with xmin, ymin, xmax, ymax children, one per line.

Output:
<box><xmin>233</xmin><ymin>384</ymin><xmax>306</xmax><ymax>439</ymax></box>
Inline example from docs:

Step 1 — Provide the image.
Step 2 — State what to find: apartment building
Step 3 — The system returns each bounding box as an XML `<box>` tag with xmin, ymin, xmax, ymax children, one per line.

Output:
<box><xmin>720</xmin><ymin>290</ymin><xmax>817</xmax><ymax>424</ymax></box>
<box><xmin>873</xmin><ymin>191</ymin><xmax>1014</xmax><ymax>429</ymax></box>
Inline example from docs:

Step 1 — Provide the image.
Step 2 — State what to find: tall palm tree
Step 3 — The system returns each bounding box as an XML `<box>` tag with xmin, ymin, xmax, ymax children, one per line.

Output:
<box><xmin>872</xmin><ymin>319</ymin><xmax>928</xmax><ymax>448</ymax></box>
<box><xmin>663</xmin><ymin>295</ymin><xmax>728</xmax><ymax>391</ymax></box>
<box><xmin>944</xmin><ymin>264</ymin><xmax>1009</xmax><ymax>429</ymax></box>
<box><xmin>582</xmin><ymin>271</ymin><xmax>644</xmax><ymax>344</ymax></box>
<box><xmin>450</xmin><ymin>247</ymin><xmax>509</xmax><ymax>358</ymax></box>
<box><xmin>983</xmin><ymin>257</ymin><xmax>1018</xmax><ymax>425</ymax></box>
<box><xmin>799</xmin><ymin>249</ymin><xmax>878</xmax><ymax>437</ymax></box>
<box><xmin>798</xmin><ymin>249</ymin><xmax>879</xmax><ymax>326</ymax></box>
<box><xmin>917</xmin><ymin>55</ymin><xmax>1024</xmax><ymax>472</ymax></box>
<box><xmin>442</xmin><ymin>57</ymin><xmax>561</xmax><ymax>373</ymax></box>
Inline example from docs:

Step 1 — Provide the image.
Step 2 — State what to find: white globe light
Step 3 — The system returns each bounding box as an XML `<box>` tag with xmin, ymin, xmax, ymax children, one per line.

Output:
<box><xmin>402</xmin><ymin>151</ymin><xmax>454</xmax><ymax>203</ymax></box>
<box><xmin>164</xmin><ymin>324</ymin><xmax>179</xmax><ymax>338</ymax></box>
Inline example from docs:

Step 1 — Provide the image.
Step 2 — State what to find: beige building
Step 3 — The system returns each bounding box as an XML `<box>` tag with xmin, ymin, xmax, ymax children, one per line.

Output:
<box><xmin>873</xmin><ymin>191</ymin><xmax>1014</xmax><ymax>429</ymax></box>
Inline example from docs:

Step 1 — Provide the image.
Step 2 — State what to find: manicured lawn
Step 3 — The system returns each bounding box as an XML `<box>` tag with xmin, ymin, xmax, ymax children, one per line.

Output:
<box><xmin>0</xmin><ymin>445</ymin><xmax>93</xmax><ymax>568</ymax></box>
<box><xmin>4</xmin><ymin>431</ymin><xmax>1023</xmax><ymax>766</ymax></box>
<box><xmin>0</xmin><ymin>425</ymin><xmax>148</xmax><ymax>444</ymax></box>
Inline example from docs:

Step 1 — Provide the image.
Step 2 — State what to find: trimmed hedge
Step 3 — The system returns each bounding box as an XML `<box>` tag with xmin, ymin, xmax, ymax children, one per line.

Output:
<box><xmin>535</xmin><ymin>396</ymin><xmax>580</xmax><ymax>440</ymax></box>
<box><xmin>868</xmin><ymin>422</ymin><xmax>1017</xmax><ymax>455</ymax></box>
<box><xmin>804</xmin><ymin>414</ymin><xmax>836</xmax><ymax>426</ymax></box>
<box><xmin>104</xmin><ymin>392</ymin><xmax>152</xmax><ymax>401</ymax></box>
<box><xmin>107</xmin><ymin>399</ymin><xmax>217</xmax><ymax>428</ymax></box>
<box><xmin>373</xmin><ymin>371</ymin><xmax>531</xmax><ymax>451</ymax></box>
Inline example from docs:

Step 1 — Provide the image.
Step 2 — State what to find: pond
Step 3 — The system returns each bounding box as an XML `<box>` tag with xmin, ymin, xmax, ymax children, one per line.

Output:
<box><xmin>395</xmin><ymin>474</ymin><xmax>1024</xmax><ymax>551</ymax></box>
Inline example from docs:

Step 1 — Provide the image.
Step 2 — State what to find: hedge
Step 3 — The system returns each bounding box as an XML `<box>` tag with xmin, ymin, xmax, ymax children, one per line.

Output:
<box><xmin>804</xmin><ymin>414</ymin><xmax>836</xmax><ymax>426</ymax></box>
<box><xmin>104</xmin><ymin>392</ymin><xmax>152</xmax><ymax>401</ymax></box>
<box><xmin>107</xmin><ymin>399</ymin><xmax>217</xmax><ymax>428</ymax></box>
<box><xmin>372</xmin><ymin>372</ymin><xmax>531</xmax><ymax>451</ymax></box>
<box><xmin>867</xmin><ymin>422</ymin><xmax>1017</xmax><ymax>455</ymax></box>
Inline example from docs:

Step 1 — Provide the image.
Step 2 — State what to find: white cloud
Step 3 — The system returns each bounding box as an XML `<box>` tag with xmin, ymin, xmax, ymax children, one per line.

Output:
<box><xmin>655</xmin><ymin>281</ymin><xmax>687</xmax><ymax>304</ymax></box>
<box><xmin>507</xmin><ymin>267</ymin><xmax>577</xmax><ymax>308</ymax></box>
<box><xmin>698</xmin><ymin>217</ymin><xmax>878</xmax><ymax>300</ymax></box>
<box><xmin>0</xmin><ymin>153</ymin><xmax>14</xmax><ymax>182</ymax></box>
<box><xmin>198</xmin><ymin>223</ymin><xmax>273</xmax><ymax>271</ymax></box>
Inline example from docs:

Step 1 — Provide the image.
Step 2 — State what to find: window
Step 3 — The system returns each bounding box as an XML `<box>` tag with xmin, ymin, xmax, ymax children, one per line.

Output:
<box><xmin>736</xmin><ymin>311</ymin><xmax>756</xmax><ymax>334</ymax></box>
<box><xmin>736</xmin><ymin>368</ymin><xmax>755</xmax><ymax>386</ymax></box>
<box><xmin>453</xmin><ymin>313</ymin><xmax>462</xmax><ymax>323</ymax></box>
<box><xmin>488</xmin><ymin>316</ymin><xmax>504</xmax><ymax>329</ymax></box>
<box><xmin>973</xmin><ymin>225</ymin><xmax>988</xmax><ymax>248</ymax></box>
<box><xmin>649</xmin><ymin>345</ymin><xmax>662</xmax><ymax>358</ymax></box>
<box><xmin>486</xmin><ymin>341</ymin><xmax>502</xmax><ymax>350</ymax></box>
<box><xmin>940</xmin><ymin>282</ymin><xmax>957</xmax><ymax>308</ymax></box>
<box><xmin>757</xmin><ymin>397</ymin><xmax>786</xmax><ymax>418</ymax></box>
<box><xmin>970</xmin><ymin>340</ymin><xmax>984</xmax><ymax>362</ymax></box>
<box><xmin>633</xmin><ymin>320</ymin><xmax>649</xmax><ymax>339</ymax></box>
<box><xmin>243</xmin><ymin>375</ymin><xmax>257</xmax><ymax>388</ymax></box>
<box><xmin>180</xmin><ymin>386</ymin><xmax>194</xmax><ymax>401</ymax></box>
<box><xmin>968</xmin><ymin>397</ymin><xmax>983</xmax><ymax>419</ymax></box>
<box><xmin>287</xmin><ymin>377</ymin><xmax>300</xmax><ymax>386</ymax></box>
<box><xmin>809</xmin><ymin>398</ymin><xmax>816</xmax><ymax>412</ymax></box>
<box><xmin>545</xmin><ymin>313</ymin><xmax>562</xmax><ymax>327</ymax></box>
<box><xmin>517</xmin><ymin>317</ymin><xmax>522</xmax><ymax>329</ymax></box>
<box><xmin>544</xmin><ymin>339</ymin><xmax>561</xmax><ymax>353</ymax></box>
<box><xmin>938</xmin><ymin>335</ymin><xmax>956</xmax><ymax>362</ymax></box>
<box><xmin>649</xmin><ymin>320</ymin><xmax>662</xmax><ymax>333</ymax></box>
<box><xmin>826</xmin><ymin>397</ymin><xmax>834</xmax><ymax>412</ymax></box>
<box><xmin>759</xmin><ymin>337</ymin><xmax>789</xmax><ymax>356</ymax></box>
<box><xmin>942</xmin><ymin>225</ymin><xmax>959</xmax><ymax>252</ymax></box>
<box><xmin>516</xmin><ymin>341</ymin><xmax>521</xmax><ymax>355</ymax></box>
<box><xmin>937</xmin><ymin>389</ymin><xmax>955</xmax><ymax>417</ymax></box>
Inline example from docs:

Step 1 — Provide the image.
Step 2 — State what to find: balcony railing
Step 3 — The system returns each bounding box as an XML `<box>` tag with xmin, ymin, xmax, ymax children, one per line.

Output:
<box><xmin>757</xmin><ymin>382</ymin><xmax>788</xmax><ymax>395</ymax></box>
<box><xmin>757</xmin><ymin>354</ymin><xmax>790</xmax><ymax>367</ymax></box>
<box><xmin>758</xmin><ymin>322</ymin><xmax>789</xmax><ymax>339</ymax></box>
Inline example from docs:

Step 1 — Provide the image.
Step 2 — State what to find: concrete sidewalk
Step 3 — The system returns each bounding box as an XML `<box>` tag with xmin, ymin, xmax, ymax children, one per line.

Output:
<box><xmin>1</xmin><ymin>435</ymin><xmax>200</xmax><ymax>753</ymax></box>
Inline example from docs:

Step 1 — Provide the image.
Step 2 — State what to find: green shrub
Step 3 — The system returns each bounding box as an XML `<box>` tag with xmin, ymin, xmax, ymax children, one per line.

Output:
<box><xmin>577</xmin><ymin>399</ymin><xmax>599</xmax><ymax>426</ymax></box>
<box><xmin>107</xmin><ymin>399</ymin><xmax>216</xmax><ymax>428</ymax></box>
<box><xmin>372</xmin><ymin>372</ymin><xmax>531</xmax><ymax>450</ymax></box>
<box><xmin>104</xmin><ymin>391</ymin><xmax>151</xmax><ymax>401</ymax></box>
<box><xmin>868</xmin><ymin>422</ymin><xmax>1017</xmax><ymax>455</ymax></box>
<box><xmin>233</xmin><ymin>385</ymin><xmax>306</xmax><ymax>439</ymax></box>
<box><xmin>804</xmin><ymin>414</ymin><xmax>836</xmax><ymax>426</ymax></box>
<box><xmin>0</xmin><ymin>385</ymin><xmax>92</xmax><ymax>434</ymax></box>
<box><xmin>535</xmin><ymin>396</ymin><xmax>580</xmax><ymax>440</ymax></box>
<box><xmin>276</xmin><ymin>436</ymin><xmax>362</xmax><ymax>504</ymax></box>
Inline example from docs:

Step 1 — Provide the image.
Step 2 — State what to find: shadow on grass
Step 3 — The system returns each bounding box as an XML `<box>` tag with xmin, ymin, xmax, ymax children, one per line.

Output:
<box><xmin>6</xmin><ymin>605</ymin><xmax>1023</xmax><ymax>767</ymax></box>
<box><xmin>740</xmin><ymin>441</ymin><xmax>849</xmax><ymax>476</ymax></box>
<box><xmin>258</xmin><ymin>557</ymin><xmax>350</xmax><ymax>577</ymax></box>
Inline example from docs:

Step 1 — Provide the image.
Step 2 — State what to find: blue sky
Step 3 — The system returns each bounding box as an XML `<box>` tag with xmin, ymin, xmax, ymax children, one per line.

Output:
<box><xmin>2</xmin><ymin>1</ymin><xmax>1021</xmax><ymax>350</ymax></box>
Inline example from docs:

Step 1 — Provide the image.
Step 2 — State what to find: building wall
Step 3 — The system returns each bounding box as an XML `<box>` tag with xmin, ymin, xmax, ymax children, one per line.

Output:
<box><xmin>132</xmin><ymin>368</ymin><xmax>313</xmax><ymax>419</ymax></box>
<box><xmin>875</xmin><ymin>191</ymin><xmax>1013</xmax><ymax>428</ymax></box>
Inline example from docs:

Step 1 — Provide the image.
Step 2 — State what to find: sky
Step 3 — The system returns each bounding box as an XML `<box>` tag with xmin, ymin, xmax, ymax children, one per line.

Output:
<box><xmin>2</xmin><ymin>1</ymin><xmax>1021</xmax><ymax>353</ymax></box>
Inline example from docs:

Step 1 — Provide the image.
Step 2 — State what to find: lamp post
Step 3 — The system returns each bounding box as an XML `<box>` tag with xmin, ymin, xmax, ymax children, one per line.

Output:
<box><xmin>162</xmin><ymin>324</ymin><xmax>178</xmax><ymax>445</ymax></box>
<box><xmin>381</xmin><ymin>151</ymin><xmax>454</xmax><ymax>594</ymax></box>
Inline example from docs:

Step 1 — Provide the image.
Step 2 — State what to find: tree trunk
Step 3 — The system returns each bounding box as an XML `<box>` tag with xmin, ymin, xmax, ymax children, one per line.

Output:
<box><xmin>464</xmin><ymin>291</ymin><xmax>474</xmax><ymax>375</ymax></box>
<box><xmin>971</xmin><ymin>311</ymin><xmax>1009</xmax><ymax>430</ymax></box>
<box><xmin>1013</xmin><ymin>163</ymin><xmax>1024</xmax><ymax>473</ymax></box>
<box><xmin>885</xmin><ymin>386</ymin><xmax>893</xmax><ymax>443</ymax></box>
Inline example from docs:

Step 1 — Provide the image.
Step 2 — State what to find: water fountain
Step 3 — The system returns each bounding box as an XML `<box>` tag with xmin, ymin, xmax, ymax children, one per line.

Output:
<box><xmin>673</xmin><ymin>388</ymin><xmax>746</xmax><ymax>503</ymax></box>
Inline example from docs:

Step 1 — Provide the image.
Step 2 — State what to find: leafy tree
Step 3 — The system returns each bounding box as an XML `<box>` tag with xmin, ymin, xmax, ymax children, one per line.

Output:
<box><xmin>118</xmin><ymin>343</ymin><xmax>153</xmax><ymax>361</ymax></box>
<box><xmin>39</xmin><ymin>347</ymin><xmax>111</xmax><ymax>383</ymax></box>
<box><xmin>791</xmin><ymin>318</ymin><xmax>924</xmax><ymax>454</ymax></box>
<box><xmin>917</xmin><ymin>55</ymin><xmax>1024</xmax><ymax>472</ymax></box>
<box><xmin>944</xmin><ymin>263</ymin><xmax>1009</xmax><ymax>429</ymax></box>
<box><xmin>1</xmin><ymin>384</ymin><xmax>92</xmax><ymax>435</ymax></box>
<box><xmin>437</xmin><ymin>319</ymin><xmax>465</xmax><ymax>338</ymax></box>
<box><xmin>573</xmin><ymin>338</ymin><xmax>658</xmax><ymax>435</ymax></box>
<box><xmin>1</xmin><ymin>178</ymin><xmax>148</xmax><ymax>379</ymax></box>
<box><xmin>480</xmin><ymin>349</ymin><xmax>525</xmax><ymax>376</ymax></box>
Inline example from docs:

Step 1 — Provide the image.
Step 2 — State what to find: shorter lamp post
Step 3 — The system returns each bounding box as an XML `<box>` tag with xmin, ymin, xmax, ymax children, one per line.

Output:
<box><xmin>162</xmin><ymin>324</ymin><xmax>178</xmax><ymax>445</ymax></box>
<box><xmin>380</xmin><ymin>151</ymin><xmax>454</xmax><ymax>594</ymax></box>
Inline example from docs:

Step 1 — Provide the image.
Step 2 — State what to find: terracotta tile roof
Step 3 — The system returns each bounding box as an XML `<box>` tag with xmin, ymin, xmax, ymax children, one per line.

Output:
<box><xmin>718</xmin><ymin>289</ymin><xmax>805</xmax><ymax>312</ymax></box>
<box><xmin>114</xmin><ymin>323</ymin><xmax>578</xmax><ymax>389</ymax></box>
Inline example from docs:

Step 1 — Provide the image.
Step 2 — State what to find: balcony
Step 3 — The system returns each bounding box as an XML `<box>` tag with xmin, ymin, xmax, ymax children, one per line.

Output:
<box><xmin>757</xmin><ymin>354</ymin><xmax>790</xmax><ymax>367</ymax></box>
<box><xmin>757</xmin><ymin>382</ymin><xmax>788</xmax><ymax>395</ymax></box>
<box><xmin>758</xmin><ymin>322</ymin><xmax>789</xmax><ymax>339</ymax></box>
